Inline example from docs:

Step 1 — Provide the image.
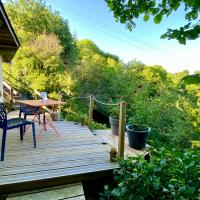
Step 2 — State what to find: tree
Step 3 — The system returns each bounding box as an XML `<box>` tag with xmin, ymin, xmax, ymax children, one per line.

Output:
<box><xmin>74</xmin><ymin>39</ymin><xmax>124</xmax><ymax>100</ymax></box>
<box><xmin>5</xmin><ymin>0</ymin><xmax>77</xmax><ymax>66</ymax></box>
<box><xmin>3</xmin><ymin>33</ymin><xmax>74</xmax><ymax>97</ymax></box>
<box><xmin>181</xmin><ymin>74</ymin><xmax>200</xmax><ymax>84</ymax></box>
<box><xmin>105</xmin><ymin>0</ymin><xmax>200</xmax><ymax>44</ymax></box>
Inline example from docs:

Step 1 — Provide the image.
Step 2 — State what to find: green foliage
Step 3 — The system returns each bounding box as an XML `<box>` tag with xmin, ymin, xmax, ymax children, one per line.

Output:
<box><xmin>105</xmin><ymin>0</ymin><xmax>200</xmax><ymax>44</ymax></box>
<box><xmin>74</xmin><ymin>40</ymin><xmax>125</xmax><ymax>105</ymax></box>
<box><xmin>181</xmin><ymin>74</ymin><xmax>200</xmax><ymax>84</ymax></box>
<box><xmin>109</xmin><ymin>105</ymin><xmax>120</xmax><ymax>117</ymax></box>
<box><xmin>109</xmin><ymin>146</ymin><xmax>117</xmax><ymax>153</ymax></box>
<box><xmin>5</xmin><ymin>0</ymin><xmax>77</xmax><ymax>66</ymax></box>
<box><xmin>101</xmin><ymin>148</ymin><xmax>200</xmax><ymax>200</ymax></box>
<box><xmin>62</xmin><ymin>106</ymin><xmax>107</xmax><ymax>130</ymax></box>
<box><xmin>2</xmin><ymin>0</ymin><xmax>199</xmax><ymax>151</ymax></box>
<box><xmin>3</xmin><ymin>33</ymin><xmax>73</xmax><ymax>96</ymax></box>
<box><xmin>127</xmin><ymin>124</ymin><xmax>149</xmax><ymax>132</ymax></box>
<box><xmin>121</xmin><ymin>64</ymin><xmax>200</xmax><ymax>149</ymax></box>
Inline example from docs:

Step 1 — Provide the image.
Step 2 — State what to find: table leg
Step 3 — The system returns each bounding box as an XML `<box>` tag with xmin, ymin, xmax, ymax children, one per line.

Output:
<box><xmin>43</xmin><ymin>111</ymin><xmax>47</xmax><ymax>131</ymax></box>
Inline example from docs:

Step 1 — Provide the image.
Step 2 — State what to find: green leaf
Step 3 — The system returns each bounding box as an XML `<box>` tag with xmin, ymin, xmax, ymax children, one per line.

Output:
<box><xmin>179</xmin><ymin>37</ymin><xmax>186</xmax><ymax>44</ymax></box>
<box><xmin>120</xmin><ymin>16</ymin><xmax>127</xmax><ymax>23</ymax></box>
<box><xmin>143</xmin><ymin>14</ymin><xmax>150</xmax><ymax>22</ymax></box>
<box><xmin>181</xmin><ymin>74</ymin><xmax>200</xmax><ymax>84</ymax></box>
<box><xmin>161</xmin><ymin>33</ymin><xmax>167</xmax><ymax>39</ymax></box>
<box><xmin>154</xmin><ymin>14</ymin><xmax>163</xmax><ymax>24</ymax></box>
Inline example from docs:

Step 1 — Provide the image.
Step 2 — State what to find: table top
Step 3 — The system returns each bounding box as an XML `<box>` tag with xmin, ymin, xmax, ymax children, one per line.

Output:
<box><xmin>16</xmin><ymin>99</ymin><xmax>63</xmax><ymax>107</ymax></box>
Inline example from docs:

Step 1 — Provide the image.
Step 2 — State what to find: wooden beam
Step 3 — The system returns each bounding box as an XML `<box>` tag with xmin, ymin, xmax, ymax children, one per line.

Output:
<box><xmin>88</xmin><ymin>94</ymin><xmax>94</xmax><ymax>130</ymax></box>
<box><xmin>57</xmin><ymin>91</ymin><xmax>62</xmax><ymax>120</ymax></box>
<box><xmin>118</xmin><ymin>101</ymin><xmax>126</xmax><ymax>157</ymax></box>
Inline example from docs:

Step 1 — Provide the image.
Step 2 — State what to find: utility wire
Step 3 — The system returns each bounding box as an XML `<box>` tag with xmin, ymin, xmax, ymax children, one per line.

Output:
<box><xmin>49</xmin><ymin>1</ymin><xmax>169</xmax><ymax>55</ymax></box>
<box><xmin>47</xmin><ymin>0</ymin><xmax>171</xmax><ymax>57</ymax></box>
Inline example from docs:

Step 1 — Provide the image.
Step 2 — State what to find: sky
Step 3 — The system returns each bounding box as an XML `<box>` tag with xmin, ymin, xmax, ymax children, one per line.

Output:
<box><xmin>45</xmin><ymin>0</ymin><xmax>200</xmax><ymax>74</ymax></box>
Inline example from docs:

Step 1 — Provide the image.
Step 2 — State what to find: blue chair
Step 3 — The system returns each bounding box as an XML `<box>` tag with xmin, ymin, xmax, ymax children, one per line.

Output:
<box><xmin>19</xmin><ymin>104</ymin><xmax>41</xmax><ymax>121</ymax></box>
<box><xmin>0</xmin><ymin>103</ymin><xmax>36</xmax><ymax>161</ymax></box>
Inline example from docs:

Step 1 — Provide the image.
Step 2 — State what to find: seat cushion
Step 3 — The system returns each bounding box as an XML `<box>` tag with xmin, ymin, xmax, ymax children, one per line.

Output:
<box><xmin>7</xmin><ymin>118</ymin><xmax>32</xmax><ymax>129</ymax></box>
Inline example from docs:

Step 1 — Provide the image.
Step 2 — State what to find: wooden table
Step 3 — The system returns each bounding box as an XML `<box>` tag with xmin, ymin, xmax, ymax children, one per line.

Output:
<box><xmin>17</xmin><ymin>99</ymin><xmax>63</xmax><ymax>108</ymax></box>
<box><xmin>17</xmin><ymin>99</ymin><xmax>63</xmax><ymax>135</ymax></box>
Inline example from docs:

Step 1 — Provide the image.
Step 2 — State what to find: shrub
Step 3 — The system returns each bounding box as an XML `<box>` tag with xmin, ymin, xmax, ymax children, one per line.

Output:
<box><xmin>101</xmin><ymin>148</ymin><xmax>200</xmax><ymax>200</ymax></box>
<box><xmin>61</xmin><ymin>108</ymin><xmax>106</xmax><ymax>130</ymax></box>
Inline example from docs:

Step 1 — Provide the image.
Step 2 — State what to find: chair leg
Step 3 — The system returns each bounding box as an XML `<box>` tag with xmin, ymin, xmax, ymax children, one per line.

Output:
<box><xmin>1</xmin><ymin>129</ymin><xmax>7</xmax><ymax>161</ymax></box>
<box><xmin>20</xmin><ymin>126</ymin><xmax>23</xmax><ymax>141</ymax></box>
<box><xmin>32</xmin><ymin>123</ymin><xmax>36</xmax><ymax>148</ymax></box>
<box><xmin>24</xmin><ymin>114</ymin><xmax>27</xmax><ymax>132</ymax></box>
<box><xmin>19</xmin><ymin>110</ymin><xmax>22</xmax><ymax>118</ymax></box>
<box><xmin>38</xmin><ymin>114</ymin><xmax>41</xmax><ymax>125</ymax></box>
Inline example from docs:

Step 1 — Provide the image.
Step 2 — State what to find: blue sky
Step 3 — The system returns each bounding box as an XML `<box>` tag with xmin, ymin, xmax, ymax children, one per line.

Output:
<box><xmin>40</xmin><ymin>1</ymin><xmax>200</xmax><ymax>73</ymax></box>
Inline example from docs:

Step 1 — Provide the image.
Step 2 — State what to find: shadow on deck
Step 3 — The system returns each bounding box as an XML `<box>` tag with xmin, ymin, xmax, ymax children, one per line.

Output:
<box><xmin>0</xmin><ymin>111</ymin><xmax>117</xmax><ymax>193</ymax></box>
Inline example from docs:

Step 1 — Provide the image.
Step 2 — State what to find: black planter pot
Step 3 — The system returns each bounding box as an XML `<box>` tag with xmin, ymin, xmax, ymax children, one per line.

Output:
<box><xmin>109</xmin><ymin>116</ymin><xmax>119</xmax><ymax>136</ymax></box>
<box><xmin>126</xmin><ymin>124</ymin><xmax>151</xmax><ymax>149</ymax></box>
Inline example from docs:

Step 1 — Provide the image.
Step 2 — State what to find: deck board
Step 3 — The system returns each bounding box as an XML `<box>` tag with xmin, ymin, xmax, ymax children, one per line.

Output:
<box><xmin>7</xmin><ymin>183</ymin><xmax>85</xmax><ymax>200</ymax></box>
<box><xmin>93</xmin><ymin>129</ymin><xmax>149</xmax><ymax>157</ymax></box>
<box><xmin>0</xmin><ymin>111</ymin><xmax>118</xmax><ymax>193</ymax></box>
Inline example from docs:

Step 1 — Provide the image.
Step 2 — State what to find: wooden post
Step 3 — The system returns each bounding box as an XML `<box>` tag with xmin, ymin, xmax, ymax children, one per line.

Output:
<box><xmin>58</xmin><ymin>91</ymin><xmax>62</xmax><ymax>111</ymax></box>
<box><xmin>0</xmin><ymin>55</ymin><xmax>3</xmax><ymax>102</ymax></box>
<box><xmin>118</xmin><ymin>101</ymin><xmax>126</xmax><ymax>157</ymax></box>
<box><xmin>9</xmin><ymin>87</ymin><xmax>13</xmax><ymax>106</ymax></box>
<box><xmin>57</xmin><ymin>91</ymin><xmax>62</xmax><ymax>121</ymax></box>
<box><xmin>88</xmin><ymin>94</ymin><xmax>94</xmax><ymax>130</ymax></box>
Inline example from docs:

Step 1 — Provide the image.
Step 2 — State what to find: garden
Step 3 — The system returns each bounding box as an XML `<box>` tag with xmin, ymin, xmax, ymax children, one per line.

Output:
<box><xmin>2</xmin><ymin>0</ymin><xmax>200</xmax><ymax>199</ymax></box>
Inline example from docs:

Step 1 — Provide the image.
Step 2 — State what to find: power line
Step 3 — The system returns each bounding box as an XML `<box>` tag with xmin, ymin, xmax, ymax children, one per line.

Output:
<box><xmin>50</xmin><ymin>1</ymin><xmax>168</xmax><ymax>55</ymax></box>
<box><xmin>47</xmin><ymin>0</ymin><xmax>171</xmax><ymax>57</ymax></box>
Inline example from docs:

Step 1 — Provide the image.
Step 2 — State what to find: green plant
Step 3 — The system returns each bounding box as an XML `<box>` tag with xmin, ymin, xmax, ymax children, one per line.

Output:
<box><xmin>109</xmin><ymin>146</ymin><xmax>117</xmax><ymax>153</ymax></box>
<box><xmin>101</xmin><ymin>147</ymin><xmax>200</xmax><ymax>200</ymax></box>
<box><xmin>3</xmin><ymin>99</ymin><xmax>14</xmax><ymax>112</ymax></box>
<box><xmin>128</xmin><ymin>124</ymin><xmax>149</xmax><ymax>131</ymax></box>
<box><xmin>62</xmin><ymin>108</ymin><xmax>107</xmax><ymax>130</ymax></box>
<box><xmin>105</xmin><ymin>0</ymin><xmax>200</xmax><ymax>44</ymax></box>
<box><xmin>109</xmin><ymin>106</ymin><xmax>119</xmax><ymax>117</ymax></box>
<box><xmin>91</xmin><ymin>121</ymin><xmax>107</xmax><ymax>130</ymax></box>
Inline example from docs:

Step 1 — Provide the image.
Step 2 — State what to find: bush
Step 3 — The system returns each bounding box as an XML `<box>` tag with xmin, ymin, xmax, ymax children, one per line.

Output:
<box><xmin>101</xmin><ymin>148</ymin><xmax>200</xmax><ymax>200</ymax></box>
<box><xmin>61</xmin><ymin>107</ymin><xmax>106</xmax><ymax>130</ymax></box>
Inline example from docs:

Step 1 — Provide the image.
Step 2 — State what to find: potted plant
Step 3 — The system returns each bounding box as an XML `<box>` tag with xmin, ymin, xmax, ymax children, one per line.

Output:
<box><xmin>126</xmin><ymin>124</ymin><xmax>151</xmax><ymax>149</ymax></box>
<box><xmin>109</xmin><ymin>106</ymin><xmax>119</xmax><ymax>135</ymax></box>
<box><xmin>109</xmin><ymin>146</ymin><xmax>117</xmax><ymax>162</ymax></box>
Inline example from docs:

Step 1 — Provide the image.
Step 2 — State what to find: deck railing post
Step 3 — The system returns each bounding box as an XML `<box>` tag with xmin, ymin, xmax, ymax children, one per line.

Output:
<box><xmin>88</xmin><ymin>94</ymin><xmax>94</xmax><ymax>130</ymax></box>
<box><xmin>57</xmin><ymin>91</ymin><xmax>62</xmax><ymax>120</ymax></box>
<box><xmin>118</xmin><ymin>101</ymin><xmax>126</xmax><ymax>157</ymax></box>
<box><xmin>9</xmin><ymin>87</ymin><xmax>13</xmax><ymax>106</ymax></box>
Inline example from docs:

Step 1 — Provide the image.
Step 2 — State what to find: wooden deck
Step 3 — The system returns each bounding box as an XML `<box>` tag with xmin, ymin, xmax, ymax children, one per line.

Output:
<box><xmin>7</xmin><ymin>183</ymin><xmax>86</xmax><ymax>200</ymax></box>
<box><xmin>94</xmin><ymin>130</ymin><xmax>149</xmax><ymax>157</ymax></box>
<box><xmin>0</xmin><ymin>111</ymin><xmax>117</xmax><ymax>193</ymax></box>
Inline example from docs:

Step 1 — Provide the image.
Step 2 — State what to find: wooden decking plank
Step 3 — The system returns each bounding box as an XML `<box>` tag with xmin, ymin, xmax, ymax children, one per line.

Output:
<box><xmin>7</xmin><ymin>183</ymin><xmax>85</xmax><ymax>200</ymax></box>
<box><xmin>94</xmin><ymin>129</ymin><xmax>149</xmax><ymax>156</ymax></box>
<box><xmin>1</xmin><ymin>156</ymin><xmax>110</xmax><ymax>176</ymax></box>
<box><xmin>0</xmin><ymin>151</ymin><xmax>108</xmax><ymax>169</ymax></box>
<box><xmin>64</xmin><ymin>196</ymin><xmax>85</xmax><ymax>200</ymax></box>
<box><xmin>7</xmin><ymin>183</ymin><xmax>79</xmax><ymax>196</ymax></box>
<box><xmin>0</xmin><ymin>162</ymin><xmax>116</xmax><ymax>185</ymax></box>
<box><xmin>0</xmin><ymin>111</ymin><xmax>117</xmax><ymax>193</ymax></box>
<box><xmin>4</xmin><ymin>142</ymin><xmax>102</xmax><ymax>155</ymax></box>
<box><xmin>3</xmin><ymin>147</ymin><xmax>107</xmax><ymax>163</ymax></box>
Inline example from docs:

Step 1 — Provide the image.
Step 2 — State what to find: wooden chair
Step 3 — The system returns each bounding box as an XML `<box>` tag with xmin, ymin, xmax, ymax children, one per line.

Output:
<box><xmin>0</xmin><ymin>103</ymin><xmax>36</xmax><ymax>161</ymax></box>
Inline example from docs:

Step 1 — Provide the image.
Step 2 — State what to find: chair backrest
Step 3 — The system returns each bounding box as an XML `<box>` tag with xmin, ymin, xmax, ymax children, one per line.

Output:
<box><xmin>0</xmin><ymin>103</ymin><xmax>7</xmax><ymax>129</ymax></box>
<box><xmin>20</xmin><ymin>104</ymin><xmax>39</xmax><ymax>113</ymax></box>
